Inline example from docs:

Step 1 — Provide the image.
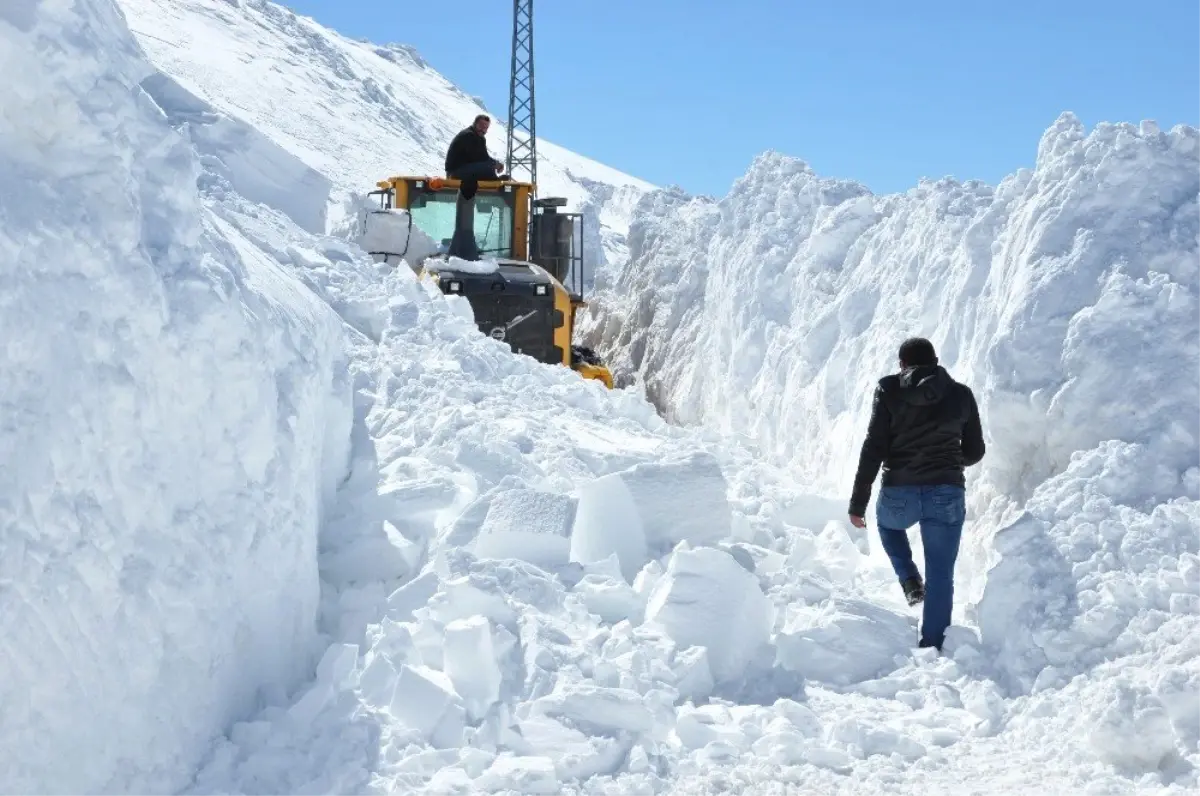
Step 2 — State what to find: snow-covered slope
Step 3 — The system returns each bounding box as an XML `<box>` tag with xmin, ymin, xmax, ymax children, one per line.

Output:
<box><xmin>0</xmin><ymin>1</ymin><xmax>351</xmax><ymax>791</ymax></box>
<box><xmin>116</xmin><ymin>0</ymin><xmax>655</xmax><ymax>271</ymax></box>
<box><xmin>582</xmin><ymin>111</ymin><xmax>1200</xmax><ymax>746</ymax></box>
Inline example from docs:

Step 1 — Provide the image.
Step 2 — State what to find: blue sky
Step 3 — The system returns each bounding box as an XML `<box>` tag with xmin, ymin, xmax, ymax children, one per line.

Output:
<box><xmin>283</xmin><ymin>0</ymin><xmax>1198</xmax><ymax>197</ymax></box>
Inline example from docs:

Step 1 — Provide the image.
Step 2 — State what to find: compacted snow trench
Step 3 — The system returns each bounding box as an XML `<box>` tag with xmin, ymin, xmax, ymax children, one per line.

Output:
<box><xmin>3</xmin><ymin>1</ymin><xmax>1198</xmax><ymax>795</ymax></box>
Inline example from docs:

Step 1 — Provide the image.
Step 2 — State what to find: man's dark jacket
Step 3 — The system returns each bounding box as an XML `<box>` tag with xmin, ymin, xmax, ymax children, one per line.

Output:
<box><xmin>444</xmin><ymin>127</ymin><xmax>494</xmax><ymax>174</ymax></box>
<box><xmin>849</xmin><ymin>364</ymin><xmax>985</xmax><ymax>517</ymax></box>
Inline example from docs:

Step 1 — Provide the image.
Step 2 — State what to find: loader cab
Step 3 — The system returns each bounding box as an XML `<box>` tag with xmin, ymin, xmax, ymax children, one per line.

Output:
<box><xmin>367</xmin><ymin>176</ymin><xmax>613</xmax><ymax>389</ymax></box>
<box><xmin>368</xmin><ymin>177</ymin><xmax>583</xmax><ymax>290</ymax></box>
<box><xmin>372</xmin><ymin>177</ymin><xmax>522</xmax><ymax>262</ymax></box>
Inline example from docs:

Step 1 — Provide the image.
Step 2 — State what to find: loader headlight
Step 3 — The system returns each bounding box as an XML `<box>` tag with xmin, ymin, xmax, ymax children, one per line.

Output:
<box><xmin>447</xmin><ymin>280</ymin><xmax>462</xmax><ymax>293</ymax></box>
<box><xmin>535</xmin><ymin>284</ymin><xmax>548</xmax><ymax>296</ymax></box>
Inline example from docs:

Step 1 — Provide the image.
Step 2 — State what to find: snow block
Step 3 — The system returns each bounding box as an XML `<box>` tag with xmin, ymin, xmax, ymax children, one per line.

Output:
<box><xmin>619</xmin><ymin>451</ymin><xmax>732</xmax><ymax>550</ymax></box>
<box><xmin>530</xmin><ymin>684</ymin><xmax>656</xmax><ymax>735</ymax></box>
<box><xmin>442</xmin><ymin>616</ymin><xmax>502</xmax><ymax>721</ymax></box>
<box><xmin>389</xmin><ymin>664</ymin><xmax>466</xmax><ymax>748</ymax></box>
<box><xmin>573</xmin><ymin>573</ymin><xmax>643</xmax><ymax>624</ymax></box>
<box><xmin>569</xmin><ymin>473</ymin><xmax>649</xmax><ymax>582</ymax></box>
<box><xmin>644</xmin><ymin>546</ymin><xmax>773</xmax><ymax>685</ymax></box>
<box><xmin>472</xmin><ymin>488</ymin><xmax>577</xmax><ymax>572</ymax></box>
<box><xmin>775</xmin><ymin>598</ymin><xmax>914</xmax><ymax>686</ymax></box>
<box><xmin>568</xmin><ymin>452</ymin><xmax>733</xmax><ymax>581</ymax></box>
<box><xmin>358</xmin><ymin>208</ymin><xmax>440</xmax><ymax>269</ymax></box>
<box><xmin>475</xmin><ymin>755</ymin><xmax>560</xmax><ymax>795</ymax></box>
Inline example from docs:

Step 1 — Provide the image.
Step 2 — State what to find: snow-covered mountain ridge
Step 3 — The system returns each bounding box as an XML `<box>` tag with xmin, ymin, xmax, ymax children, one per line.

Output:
<box><xmin>117</xmin><ymin>0</ymin><xmax>655</xmax><ymax>270</ymax></box>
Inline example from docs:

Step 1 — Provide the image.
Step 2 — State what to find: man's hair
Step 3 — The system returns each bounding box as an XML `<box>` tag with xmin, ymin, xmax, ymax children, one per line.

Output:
<box><xmin>473</xmin><ymin>114</ymin><xmax>490</xmax><ymax>124</ymax></box>
<box><xmin>898</xmin><ymin>337</ymin><xmax>937</xmax><ymax>367</ymax></box>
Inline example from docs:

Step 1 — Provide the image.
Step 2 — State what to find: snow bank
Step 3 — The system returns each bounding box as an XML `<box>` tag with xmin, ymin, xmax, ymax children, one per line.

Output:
<box><xmin>139</xmin><ymin>70</ymin><xmax>333</xmax><ymax>235</ymax></box>
<box><xmin>584</xmin><ymin>113</ymin><xmax>1200</xmax><ymax>689</ymax></box>
<box><xmin>0</xmin><ymin>1</ymin><xmax>350</xmax><ymax>791</ymax></box>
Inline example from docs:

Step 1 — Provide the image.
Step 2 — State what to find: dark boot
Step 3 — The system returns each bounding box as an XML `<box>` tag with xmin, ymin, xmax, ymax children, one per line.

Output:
<box><xmin>901</xmin><ymin>576</ymin><xmax>925</xmax><ymax>606</ymax></box>
<box><xmin>447</xmin><ymin>193</ymin><xmax>479</xmax><ymax>260</ymax></box>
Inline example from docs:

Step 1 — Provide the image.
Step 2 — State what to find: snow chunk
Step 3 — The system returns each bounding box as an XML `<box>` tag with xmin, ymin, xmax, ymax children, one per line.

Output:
<box><xmin>443</xmin><ymin>616</ymin><xmax>502</xmax><ymax>721</ymax></box>
<box><xmin>390</xmin><ymin>664</ymin><xmax>466</xmax><ymax>748</ymax></box>
<box><xmin>620</xmin><ymin>451</ymin><xmax>733</xmax><ymax>549</ymax></box>
<box><xmin>569</xmin><ymin>473</ymin><xmax>649</xmax><ymax>582</ymax></box>
<box><xmin>472</xmin><ymin>488</ymin><xmax>576</xmax><ymax>571</ymax></box>
<box><xmin>475</xmin><ymin>755</ymin><xmax>560</xmax><ymax>795</ymax></box>
<box><xmin>529</xmin><ymin>683</ymin><xmax>656</xmax><ymax>735</ymax></box>
<box><xmin>644</xmin><ymin>546</ymin><xmax>773</xmax><ymax>685</ymax></box>
<box><xmin>358</xmin><ymin>208</ymin><xmax>440</xmax><ymax>268</ymax></box>
<box><xmin>429</xmin><ymin>255</ymin><xmax>501</xmax><ymax>275</ymax></box>
<box><xmin>568</xmin><ymin>452</ymin><xmax>732</xmax><ymax>581</ymax></box>
<box><xmin>573</xmin><ymin>573</ymin><xmax>643</xmax><ymax>624</ymax></box>
<box><xmin>1088</xmin><ymin>679</ymin><xmax>1181</xmax><ymax>771</ymax></box>
<box><xmin>140</xmin><ymin>70</ymin><xmax>332</xmax><ymax>235</ymax></box>
<box><xmin>775</xmin><ymin>598</ymin><xmax>914</xmax><ymax>686</ymax></box>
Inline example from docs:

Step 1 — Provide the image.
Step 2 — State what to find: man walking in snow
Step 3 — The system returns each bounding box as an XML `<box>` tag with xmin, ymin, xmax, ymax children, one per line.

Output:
<box><xmin>847</xmin><ymin>337</ymin><xmax>986</xmax><ymax>651</ymax></box>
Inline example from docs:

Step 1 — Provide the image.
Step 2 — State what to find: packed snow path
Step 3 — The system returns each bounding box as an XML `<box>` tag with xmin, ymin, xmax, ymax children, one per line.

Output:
<box><xmin>3</xmin><ymin>1</ymin><xmax>1198</xmax><ymax>795</ymax></box>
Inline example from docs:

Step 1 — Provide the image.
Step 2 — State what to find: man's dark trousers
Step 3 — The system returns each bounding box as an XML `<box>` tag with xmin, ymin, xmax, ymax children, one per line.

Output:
<box><xmin>875</xmin><ymin>484</ymin><xmax>965</xmax><ymax>649</ymax></box>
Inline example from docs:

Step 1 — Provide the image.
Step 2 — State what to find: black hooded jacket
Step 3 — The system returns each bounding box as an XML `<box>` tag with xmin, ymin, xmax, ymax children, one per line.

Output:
<box><xmin>444</xmin><ymin>127</ymin><xmax>494</xmax><ymax>174</ymax></box>
<box><xmin>848</xmin><ymin>364</ymin><xmax>985</xmax><ymax>517</ymax></box>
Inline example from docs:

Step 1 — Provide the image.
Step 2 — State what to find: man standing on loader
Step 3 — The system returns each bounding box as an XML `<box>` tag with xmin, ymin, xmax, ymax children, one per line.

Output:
<box><xmin>443</xmin><ymin>114</ymin><xmax>509</xmax><ymax>260</ymax></box>
<box><xmin>445</xmin><ymin>114</ymin><xmax>509</xmax><ymax>186</ymax></box>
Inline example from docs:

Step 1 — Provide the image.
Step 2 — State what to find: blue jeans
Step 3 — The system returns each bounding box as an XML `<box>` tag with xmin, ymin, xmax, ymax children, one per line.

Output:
<box><xmin>875</xmin><ymin>484</ymin><xmax>965</xmax><ymax>648</ymax></box>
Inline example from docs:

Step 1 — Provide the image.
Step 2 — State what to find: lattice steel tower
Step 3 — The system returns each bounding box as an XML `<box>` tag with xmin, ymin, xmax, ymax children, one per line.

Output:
<box><xmin>505</xmin><ymin>0</ymin><xmax>537</xmax><ymax>188</ymax></box>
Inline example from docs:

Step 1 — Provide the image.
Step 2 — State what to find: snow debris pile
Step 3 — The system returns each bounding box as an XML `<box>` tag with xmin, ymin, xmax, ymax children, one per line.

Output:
<box><xmin>0</xmin><ymin>1</ymin><xmax>350</xmax><ymax>792</ymax></box>
<box><xmin>182</xmin><ymin>197</ymin><xmax>852</xmax><ymax>794</ymax></box>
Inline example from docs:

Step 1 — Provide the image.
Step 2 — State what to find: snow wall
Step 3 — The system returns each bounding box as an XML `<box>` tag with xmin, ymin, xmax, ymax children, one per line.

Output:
<box><xmin>0</xmin><ymin>1</ymin><xmax>352</xmax><ymax>791</ymax></box>
<box><xmin>581</xmin><ymin>114</ymin><xmax>1200</xmax><ymax>693</ymax></box>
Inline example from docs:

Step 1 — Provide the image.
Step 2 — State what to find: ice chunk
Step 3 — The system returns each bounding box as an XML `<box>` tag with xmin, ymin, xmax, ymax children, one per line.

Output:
<box><xmin>472</xmin><ymin>488</ymin><xmax>576</xmax><ymax>571</ymax></box>
<box><xmin>644</xmin><ymin>546</ymin><xmax>773</xmax><ymax>685</ymax></box>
